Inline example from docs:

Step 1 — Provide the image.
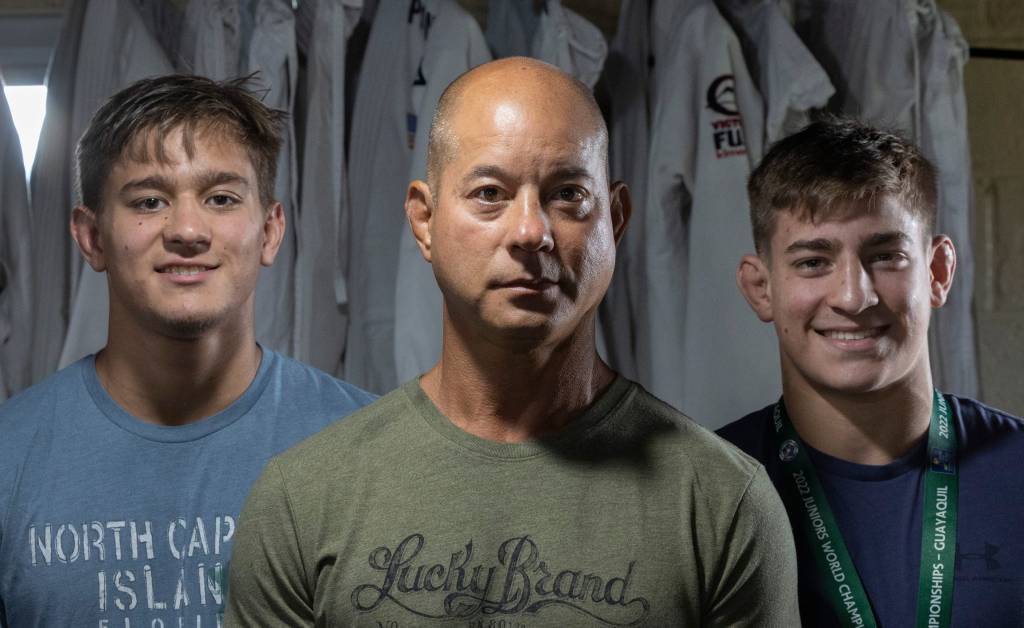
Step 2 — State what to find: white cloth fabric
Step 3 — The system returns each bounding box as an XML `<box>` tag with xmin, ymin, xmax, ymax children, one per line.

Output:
<box><xmin>27</xmin><ymin>0</ymin><xmax>88</xmax><ymax>384</ymax></box>
<box><xmin>180</xmin><ymin>0</ymin><xmax>241</xmax><ymax>79</ymax></box>
<box><xmin>0</xmin><ymin>81</ymin><xmax>32</xmax><ymax>400</ymax></box>
<box><xmin>50</xmin><ymin>0</ymin><xmax>174</xmax><ymax>369</ymax></box>
<box><xmin>715</xmin><ymin>0</ymin><xmax>834</xmax><ymax>145</ymax></box>
<box><xmin>918</xmin><ymin>3</ymin><xmax>978</xmax><ymax>397</ymax></box>
<box><xmin>292</xmin><ymin>0</ymin><xmax>362</xmax><ymax>376</ymax></box>
<box><xmin>243</xmin><ymin>0</ymin><xmax>300</xmax><ymax>357</ymax></box>
<box><xmin>485</xmin><ymin>0</ymin><xmax>607</xmax><ymax>88</ymax></box>
<box><xmin>346</xmin><ymin>0</ymin><xmax>489</xmax><ymax>392</ymax></box>
<box><xmin>791</xmin><ymin>0</ymin><xmax>978</xmax><ymax>397</ymax></box>
<box><xmin>391</xmin><ymin>2</ymin><xmax>495</xmax><ymax>385</ymax></box>
<box><xmin>598</xmin><ymin>0</ymin><xmax>652</xmax><ymax>381</ymax></box>
<box><xmin>642</xmin><ymin>0</ymin><xmax>780</xmax><ymax>428</ymax></box>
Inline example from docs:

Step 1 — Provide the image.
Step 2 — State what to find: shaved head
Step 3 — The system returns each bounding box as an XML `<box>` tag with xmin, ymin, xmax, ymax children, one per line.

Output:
<box><xmin>426</xmin><ymin>57</ymin><xmax>608</xmax><ymax>196</ymax></box>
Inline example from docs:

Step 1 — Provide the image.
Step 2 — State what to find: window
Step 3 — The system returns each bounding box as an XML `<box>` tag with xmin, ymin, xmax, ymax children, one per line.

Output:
<box><xmin>4</xmin><ymin>84</ymin><xmax>47</xmax><ymax>177</ymax></box>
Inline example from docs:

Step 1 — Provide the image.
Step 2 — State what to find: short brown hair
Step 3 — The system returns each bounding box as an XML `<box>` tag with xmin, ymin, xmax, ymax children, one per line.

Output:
<box><xmin>748</xmin><ymin>116</ymin><xmax>938</xmax><ymax>255</ymax></box>
<box><xmin>76</xmin><ymin>74</ymin><xmax>286</xmax><ymax>210</ymax></box>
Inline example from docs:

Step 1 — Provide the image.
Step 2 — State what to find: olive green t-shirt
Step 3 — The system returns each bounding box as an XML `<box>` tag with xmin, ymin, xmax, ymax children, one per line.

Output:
<box><xmin>226</xmin><ymin>378</ymin><xmax>798</xmax><ymax>627</ymax></box>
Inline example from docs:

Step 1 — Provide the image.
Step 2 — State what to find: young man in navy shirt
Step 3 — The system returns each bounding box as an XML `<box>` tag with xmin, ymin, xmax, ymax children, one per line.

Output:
<box><xmin>719</xmin><ymin>117</ymin><xmax>1024</xmax><ymax>627</ymax></box>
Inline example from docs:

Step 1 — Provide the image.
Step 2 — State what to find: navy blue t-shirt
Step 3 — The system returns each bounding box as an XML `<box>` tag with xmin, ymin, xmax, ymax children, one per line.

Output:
<box><xmin>718</xmin><ymin>394</ymin><xmax>1024</xmax><ymax>628</ymax></box>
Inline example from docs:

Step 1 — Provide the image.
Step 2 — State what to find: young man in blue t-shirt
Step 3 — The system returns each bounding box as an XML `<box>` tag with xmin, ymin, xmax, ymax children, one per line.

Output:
<box><xmin>719</xmin><ymin>117</ymin><xmax>1024</xmax><ymax>627</ymax></box>
<box><xmin>0</xmin><ymin>75</ymin><xmax>374</xmax><ymax>627</ymax></box>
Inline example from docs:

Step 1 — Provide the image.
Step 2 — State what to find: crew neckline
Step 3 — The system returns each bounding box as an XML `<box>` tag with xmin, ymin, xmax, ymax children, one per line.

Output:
<box><xmin>803</xmin><ymin>433</ymin><xmax>928</xmax><ymax>482</ymax></box>
<box><xmin>404</xmin><ymin>375</ymin><xmax>634</xmax><ymax>460</ymax></box>
<box><xmin>82</xmin><ymin>347</ymin><xmax>275</xmax><ymax>443</ymax></box>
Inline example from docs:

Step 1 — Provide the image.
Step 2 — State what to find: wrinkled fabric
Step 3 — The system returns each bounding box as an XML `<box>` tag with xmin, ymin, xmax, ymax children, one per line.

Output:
<box><xmin>642</xmin><ymin>0</ymin><xmax>780</xmax><ymax>427</ymax></box>
<box><xmin>46</xmin><ymin>0</ymin><xmax>173</xmax><ymax>370</ymax></box>
<box><xmin>293</xmin><ymin>0</ymin><xmax>362</xmax><ymax>376</ymax></box>
<box><xmin>347</xmin><ymin>0</ymin><xmax>489</xmax><ymax>392</ymax></box>
<box><xmin>0</xmin><ymin>82</ymin><xmax>32</xmax><ymax>400</ymax></box>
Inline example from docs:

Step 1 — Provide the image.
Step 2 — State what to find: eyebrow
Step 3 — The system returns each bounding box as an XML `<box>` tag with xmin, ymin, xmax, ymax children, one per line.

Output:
<box><xmin>119</xmin><ymin>171</ymin><xmax>250</xmax><ymax>196</ymax></box>
<box><xmin>784</xmin><ymin>238</ymin><xmax>836</xmax><ymax>255</ymax></box>
<box><xmin>460</xmin><ymin>165</ymin><xmax>509</xmax><ymax>185</ymax></box>
<box><xmin>862</xmin><ymin>231</ymin><xmax>913</xmax><ymax>248</ymax></box>
<box><xmin>459</xmin><ymin>164</ymin><xmax>595</xmax><ymax>187</ymax></box>
<box><xmin>783</xmin><ymin>231</ymin><xmax>913</xmax><ymax>255</ymax></box>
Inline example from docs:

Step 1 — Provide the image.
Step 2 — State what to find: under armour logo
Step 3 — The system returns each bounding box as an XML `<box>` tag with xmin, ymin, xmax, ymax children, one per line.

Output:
<box><xmin>957</xmin><ymin>543</ymin><xmax>1000</xmax><ymax>571</ymax></box>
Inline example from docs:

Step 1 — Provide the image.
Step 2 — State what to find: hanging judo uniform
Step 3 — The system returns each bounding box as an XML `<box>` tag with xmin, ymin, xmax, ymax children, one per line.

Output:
<box><xmin>642</xmin><ymin>0</ymin><xmax>777</xmax><ymax>428</ymax></box>
<box><xmin>292</xmin><ymin>0</ymin><xmax>363</xmax><ymax>375</ymax></box>
<box><xmin>346</xmin><ymin>0</ymin><xmax>490</xmax><ymax>392</ymax></box>
<box><xmin>31</xmin><ymin>0</ymin><xmax>174</xmax><ymax>372</ymax></box>
<box><xmin>0</xmin><ymin>81</ymin><xmax>32</xmax><ymax>400</ymax></box>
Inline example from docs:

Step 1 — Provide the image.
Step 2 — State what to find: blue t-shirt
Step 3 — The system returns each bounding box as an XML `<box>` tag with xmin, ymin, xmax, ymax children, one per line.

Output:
<box><xmin>718</xmin><ymin>394</ymin><xmax>1024</xmax><ymax>627</ymax></box>
<box><xmin>0</xmin><ymin>349</ymin><xmax>375</xmax><ymax>628</ymax></box>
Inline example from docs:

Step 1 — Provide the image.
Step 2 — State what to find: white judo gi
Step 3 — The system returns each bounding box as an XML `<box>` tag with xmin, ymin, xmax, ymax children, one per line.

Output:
<box><xmin>346</xmin><ymin>0</ymin><xmax>490</xmax><ymax>392</ymax></box>
<box><xmin>40</xmin><ymin>0</ymin><xmax>174</xmax><ymax>370</ymax></box>
<box><xmin>0</xmin><ymin>81</ymin><xmax>32</xmax><ymax>400</ymax></box>
<box><xmin>642</xmin><ymin>0</ymin><xmax>781</xmax><ymax>428</ymax></box>
<box><xmin>292</xmin><ymin>0</ymin><xmax>362</xmax><ymax>375</ymax></box>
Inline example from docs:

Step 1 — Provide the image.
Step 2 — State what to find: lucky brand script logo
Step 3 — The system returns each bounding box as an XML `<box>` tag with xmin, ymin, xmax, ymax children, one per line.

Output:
<box><xmin>350</xmin><ymin>534</ymin><xmax>650</xmax><ymax>625</ymax></box>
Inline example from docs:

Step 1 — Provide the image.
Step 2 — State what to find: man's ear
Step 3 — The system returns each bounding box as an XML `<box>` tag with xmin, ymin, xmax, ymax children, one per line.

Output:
<box><xmin>406</xmin><ymin>180</ymin><xmax>434</xmax><ymax>263</ymax></box>
<box><xmin>736</xmin><ymin>253</ymin><xmax>774</xmax><ymax>323</ymax></box>
<box><xmin>928</xmin><ymin>234</ymin><xmax>956</xmax><ymax>308</ymax></box>
<box><xmin>71</xmin><ymin>205</ymin><xmax>107</xmax><ymax>272</ymax></box>
<box><xmin>260</xmin><ymin>202</ymin><xmax>285</xmax><ymax>267</ymax></box>
<box><xmin>609</xmin><ymin>181</ymin><xmax>633</xmax><ymax>245</ymax></box>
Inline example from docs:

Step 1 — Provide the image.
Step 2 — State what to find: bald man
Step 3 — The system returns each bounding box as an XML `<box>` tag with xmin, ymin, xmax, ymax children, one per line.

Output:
<box><xmin>226</xmin><ymin>58</ymin><xmax>798</xmax><ymax>627</ymax></box>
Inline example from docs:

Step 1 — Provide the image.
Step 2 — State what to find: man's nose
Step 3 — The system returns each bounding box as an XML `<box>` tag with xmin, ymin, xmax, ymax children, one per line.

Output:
<box><xmin>827</xmin><ymin>258</ymin><xmax>879</xmax><ymax>314</ymax></box>
<box><xmin>509</xmin><ymin>189</ymin><xmax>554</xmax><ymax>252</ymax></box>
<box><xmin>163</xmin><ymin>198</ymin><xmax>212</xmax><ymax>253</ymax></box>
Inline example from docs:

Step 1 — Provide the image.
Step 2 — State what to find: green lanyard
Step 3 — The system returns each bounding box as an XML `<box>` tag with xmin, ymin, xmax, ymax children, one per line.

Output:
<box><xmin>771</xmin><ymin>390</ymin><xmax>958</xmax><ymax>628</ymax></box>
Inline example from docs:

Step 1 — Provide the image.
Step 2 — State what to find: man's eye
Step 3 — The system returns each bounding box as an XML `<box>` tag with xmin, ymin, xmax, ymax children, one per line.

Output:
<box><xmin>553</xmin><ymin>187</ymin><xmax>584</xmax><ymax>203</ymax></box>
<box><xmin>134</xmin><ymin>197</ymin><xmax>165</xmax><ymax>212</ymax></box>
<box><xmin>795</xmin><ymin>258</ymin><xmax>827</xmax><ymax>271</ymax></box>
<box><xmin>873</xmin><ymin>252</ymin><xmax>899</xmax><ymax>262</ymax></box>
<box><xmin>474</xmin><ymin>187</ymin><xmax>502</xmax><ymax>203</ymax></box>
<box><xmin>208</xmin><ymin>194</ymin><xmax>238</xmax><ymax>207</ymax></box>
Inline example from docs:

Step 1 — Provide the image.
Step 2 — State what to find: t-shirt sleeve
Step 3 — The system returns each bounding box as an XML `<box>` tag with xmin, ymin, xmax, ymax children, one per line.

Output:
<box><xmin>224</xmin><ymin>459</ymin><xmax>314</xmax><ymax>627</ymax></box>
<box><xmin>707</xmin><ymin>466</ymin><xmax>800</xmax><ymax>627</ymax></box>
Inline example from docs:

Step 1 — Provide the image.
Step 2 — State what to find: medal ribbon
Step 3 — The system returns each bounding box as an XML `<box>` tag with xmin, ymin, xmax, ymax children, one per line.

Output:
<box><xmin>771</xmin><ymin>390</ymin><xmax>957</xmax><ymax>628</ymax></box>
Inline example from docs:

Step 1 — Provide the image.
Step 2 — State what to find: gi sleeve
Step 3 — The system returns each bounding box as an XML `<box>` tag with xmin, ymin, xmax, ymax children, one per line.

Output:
<box><xmin>706</xmin><ymin>466</ymin><xmax>800</xmax><ymax>627</ymax></box>
<box><xmin>224</xmin><ymin>460</ymin><xmax>314</xmax><ymax>627</ymax></box>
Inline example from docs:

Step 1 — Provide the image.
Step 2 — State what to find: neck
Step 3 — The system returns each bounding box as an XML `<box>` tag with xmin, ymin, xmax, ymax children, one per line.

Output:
<box><xmin>782</xmin><ymin>363</ymin><xmax>934</xmax><ymax>465</ymax></box>
<box><xmin>420</xmin><ymin>309</ymin><xmax>616</xmax><ymax>443</ymax></box>
<box><xmin>97</xmin><ymin>307</ymin><xmax>261</xmax><ymax>426</ymax></box>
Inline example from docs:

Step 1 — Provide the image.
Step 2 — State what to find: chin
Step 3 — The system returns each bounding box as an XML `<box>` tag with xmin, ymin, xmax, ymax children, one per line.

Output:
<box><xmin>811</xmin><ymin>369</ymin><xmax>898</xmax><ymax>396</ymax></box>
<box><xmin>153</xmin><ymin>312</ymin><xmax>220</xmax><ymax>339</ymax></box>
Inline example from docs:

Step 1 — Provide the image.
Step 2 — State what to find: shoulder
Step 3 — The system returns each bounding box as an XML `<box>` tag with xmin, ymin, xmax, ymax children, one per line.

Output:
<box><xmin>948</xmin><ymin>394</ymin><xmax>1024</xmax><ymax>451</ymax></box>
<box><xmin>0</xmin><ymin>360</ymin><xmax>87</xmax><ymax>439</ymax></box>
<box><xmin>262</xmin><ymin>382</ymin><xmax>411</xmax><ymax>479</ymax></box>
<box><xmin>614</xmin><ymin>384</ymin><xmax>769</xmax><ymax>496</ymax></box>
<box><xmin>265</xmin><ymin>350</ymin><xmax>377</xmax><ymax>412</ymax></box>
<box><xmin>715</xmin><ymin>404</ymin><xmax>776</xmax><ymax>464</ymax></box>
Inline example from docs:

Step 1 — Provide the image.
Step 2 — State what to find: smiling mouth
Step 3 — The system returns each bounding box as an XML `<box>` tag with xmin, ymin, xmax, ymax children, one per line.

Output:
<box><xmin>818</xmin><ymin>327</ymin><xmax>886</xmax><ymax>341</ymax></box>
<box><xmin>158</xmin><ymin>265</ymin><xmax>216</xmax><ymax>276</ymax></box>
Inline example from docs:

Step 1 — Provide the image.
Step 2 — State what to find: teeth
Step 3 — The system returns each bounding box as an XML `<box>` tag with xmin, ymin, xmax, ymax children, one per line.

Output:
<box><xmin>824</xmin><ymin>329</ymin><xmax>880</xmax><ymax>341</ymax></box>
<box><xmin>164</xmin><ymin>266</ymin><xmax>205</xmax><ymax>276</ymax></box>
